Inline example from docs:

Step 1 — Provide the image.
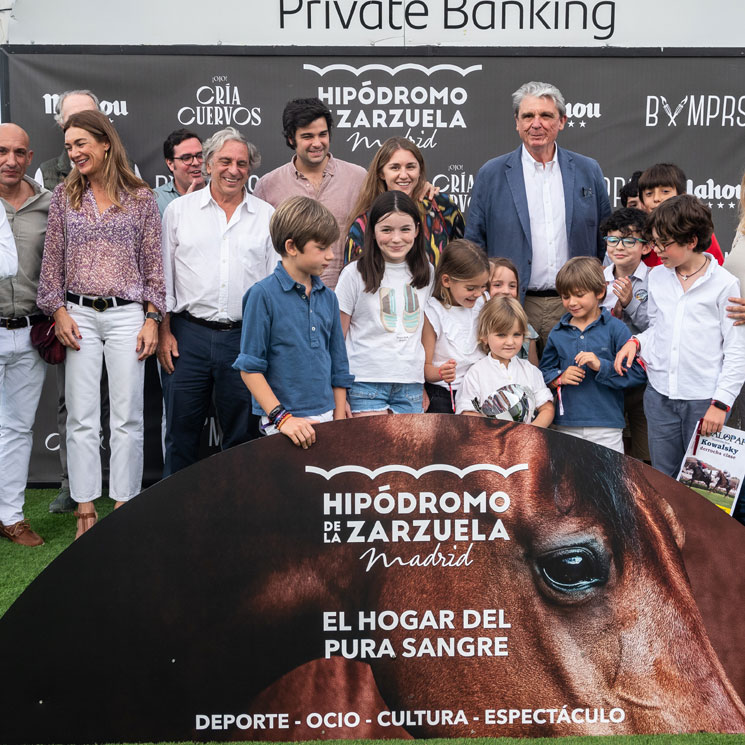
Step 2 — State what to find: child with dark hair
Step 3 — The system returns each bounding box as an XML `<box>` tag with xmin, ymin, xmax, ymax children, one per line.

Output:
<box><xmin>422</xmin><ymin>239</ymin><xmax>490</xmax><ymax>413</ymax></box>
<box><xmin>541</xmin><ymin>257</ymin><xmax>646</xmax><ymax>453</ymax></box>
<box><xmin>616</xmin><ymin>195</ymin><xmax>745</xmax><ymax>477</ymax></box>
<box><xmin>336</xmin><ymin>190</ymin><xmax>434</xmax><ymax>415</ymax></box>
<box><xmin>600</xmin><ymin>207</ymin><xmax>652</xmax><ymax>461</ymax></box>
<box><xmin>600</xmin><ymin>207</ymin><xmax>651</xmax><ymax>334</ymax></box>
<box><xmin>638</xmin><ymin>162</ymin><xmax>724</xmax><ymax>265</ymax></box>
<box><xmin>234</xmin><ymin>196</ymin><xmax>353</xmax><ymax>448</ymax></box>
<box><xmin>619</xmin><ymin>171</ymin><xmax>643</xmax><ymax>210</ymax></box>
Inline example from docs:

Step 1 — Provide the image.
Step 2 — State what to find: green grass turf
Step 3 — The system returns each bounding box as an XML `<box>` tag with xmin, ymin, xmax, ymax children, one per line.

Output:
<box><xmin>690</xmin><ymin>486</ymin><xmax>734</xmax><ymax>513</ymax></box>
<box><xmin>0</xmin><ymin>488</ymin><xmax>113</xmax><ymax>617</ymax></box>
<box><xmin>2</xmin><ymin>494</ymin><xmax>743</xmax><ymax>745</ymax></box>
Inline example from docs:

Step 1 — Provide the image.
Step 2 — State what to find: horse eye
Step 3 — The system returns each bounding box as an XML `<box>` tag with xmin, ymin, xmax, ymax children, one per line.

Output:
<box><xmin>537</xmin><ymin>547</ymin><xmax>608</xmax><ymax>593</ymax></box>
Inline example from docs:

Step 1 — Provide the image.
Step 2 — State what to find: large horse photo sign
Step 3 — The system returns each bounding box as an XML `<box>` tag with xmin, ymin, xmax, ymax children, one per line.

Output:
<box><xmin>1</xmin><ymin>415</ymin><xmax>744</xmax><ymax>742</ymax></box>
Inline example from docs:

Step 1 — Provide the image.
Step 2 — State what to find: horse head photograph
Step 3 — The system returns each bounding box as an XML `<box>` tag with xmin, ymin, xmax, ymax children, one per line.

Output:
<box><xmin>1</xmin><ymin>415</ymin><xmax>744</xmax><ymax>742</ymax></box>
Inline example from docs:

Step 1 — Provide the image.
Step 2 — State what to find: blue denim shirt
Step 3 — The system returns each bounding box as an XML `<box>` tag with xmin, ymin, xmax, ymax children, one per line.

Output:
<box><xmin>233</xmin><ymin>262</ymin><xmax>354</xmax><ymax>417</ymax></box>
<box><xmin>540</xmin><ymin>308</ymin><xmax>646</xmax><ymax>428</ymax></box>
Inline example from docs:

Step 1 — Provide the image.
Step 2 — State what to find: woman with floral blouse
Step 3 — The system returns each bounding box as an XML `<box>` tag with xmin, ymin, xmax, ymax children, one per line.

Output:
<box><xmin>37</xmin><ymin>110</ymin><xmax>165</xmax><ymax>539</ymax></box>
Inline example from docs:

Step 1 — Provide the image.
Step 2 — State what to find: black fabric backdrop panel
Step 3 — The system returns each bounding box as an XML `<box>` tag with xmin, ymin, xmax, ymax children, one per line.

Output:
<box><xmin>5</xmin><ymin>49</ymin><xmax>743</xmax><ymax>483</ymax></box>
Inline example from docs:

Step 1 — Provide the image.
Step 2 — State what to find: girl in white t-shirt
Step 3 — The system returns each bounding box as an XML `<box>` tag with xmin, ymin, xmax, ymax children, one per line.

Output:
<box><xmin>457</xmin><ymin>296</ymin><xmax>554</xmax><ymax>427</ymax></box>
<box><xmin>422</xmin><ymin>239</ymin><xmax>490</xmax><ymax>412</ymax></box>
<box><xmin>336</xmin><ymin>190</ymin><xmax>434</xmax><ymax>415</ymax></box>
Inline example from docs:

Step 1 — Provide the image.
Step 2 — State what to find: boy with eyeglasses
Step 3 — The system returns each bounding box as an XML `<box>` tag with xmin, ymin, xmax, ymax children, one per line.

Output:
<box><xmin>600</xmin><ymin>208</ymin><xmax>651</xmax><ymax>335</ymax></box>
<box><xmin>600</xmin><ymin>207</ymin><xmax>651</xmax><ymax>461</ymax></box>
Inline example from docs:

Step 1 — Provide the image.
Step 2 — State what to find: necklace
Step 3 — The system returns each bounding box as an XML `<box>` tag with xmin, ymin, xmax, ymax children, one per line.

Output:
<box><xmin>676</xmin><ymin>257</ymin><xmax>708</xmax><ymax>281</ymax></box>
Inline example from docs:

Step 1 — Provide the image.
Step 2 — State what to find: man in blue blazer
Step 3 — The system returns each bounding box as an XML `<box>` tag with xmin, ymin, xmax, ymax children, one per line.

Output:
<box><xmin>465</xmin><ymin>81</ymin><xmax>611</xmax><ymax>350</ymax></box>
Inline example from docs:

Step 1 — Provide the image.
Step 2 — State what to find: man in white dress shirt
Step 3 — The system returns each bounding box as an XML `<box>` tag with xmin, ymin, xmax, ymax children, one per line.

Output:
<box><xmin>158</xmin><ymin>127</ymin><xmax>277</xmax><ymax>476</ymax></box>
<box><xmin>465</xmin><ymin>81</ymin><xmax>610</xmax><ymax>352</ymax></box>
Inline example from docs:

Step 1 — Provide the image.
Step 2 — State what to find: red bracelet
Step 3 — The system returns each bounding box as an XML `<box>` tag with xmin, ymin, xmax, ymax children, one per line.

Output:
<box><xmin>630</xmin><ymin>337</ymin><xmax>640</xmax><ymax>351</ymax></box>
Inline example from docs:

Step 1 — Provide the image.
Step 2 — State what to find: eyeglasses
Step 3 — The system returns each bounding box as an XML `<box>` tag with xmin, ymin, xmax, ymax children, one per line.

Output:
<box><xmin>648</xmin><ymin>238</ymin><xmax>677</xmax><ymax>251</ymax></box>
<box><xmin>603</xmin><ymin>236</ymin><xmax>647</xmax><ymax>248</ymax></box>
<box><xmin>171</xmin><ymin>153</ymin><xmax>204</xmax><ymax>165</ymax></box>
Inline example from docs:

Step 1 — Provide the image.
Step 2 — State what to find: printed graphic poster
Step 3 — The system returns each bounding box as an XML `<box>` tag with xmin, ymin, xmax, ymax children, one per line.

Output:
<box><xmin>678</xmin><ymin>422</ymin><xmax>745</xmax><ymax>515</ymax></box>
<box><xmin>1</xmin><ymin>416</ymin><xmax>745</xmax><ymax>743</ymax></box>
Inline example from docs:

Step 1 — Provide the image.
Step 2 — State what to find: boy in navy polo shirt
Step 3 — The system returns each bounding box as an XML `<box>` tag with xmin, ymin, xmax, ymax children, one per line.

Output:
<box><xmin>540</xmin><ymin>257</ymin><xmax>646</xmax><ymax>453</ymax></box>
<box><xmin>233</xmin><ymin>196</ymin><xmax>353</xmax><ymax>449</ymax></box>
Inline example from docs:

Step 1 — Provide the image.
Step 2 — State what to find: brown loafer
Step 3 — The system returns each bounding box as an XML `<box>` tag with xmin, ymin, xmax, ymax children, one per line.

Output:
<box><xmin>0</xmin><ymin>519</ymin><xmax>44</xmax><ymax>547</ymax></box>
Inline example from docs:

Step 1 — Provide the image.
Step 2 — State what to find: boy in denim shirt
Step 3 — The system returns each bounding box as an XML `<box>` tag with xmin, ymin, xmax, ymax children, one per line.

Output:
<box><xmin>234</xmin><ymin>196</ymin><xmax>353</xmax><ymax>448</ymax></box>
<box><xmin>540</xmin><ymin>257</ymin><xmax>646</xmax><ymax>453</ymax></box>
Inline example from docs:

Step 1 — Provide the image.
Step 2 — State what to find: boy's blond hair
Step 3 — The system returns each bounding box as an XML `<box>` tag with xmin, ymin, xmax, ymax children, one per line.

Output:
<box><xmin>270</xmin><ymin>195</ymin><xmax>339</xmax><ymax>256</ymax></box>
<box><xmin>477</xmin><ymin>296</ymin><xmax>528</xmax><ymax>354</ymax></box>
<box><xmin>555</xmin><ymin>257</ymin><xmax>607</xmax><ymax>301</ymax></box>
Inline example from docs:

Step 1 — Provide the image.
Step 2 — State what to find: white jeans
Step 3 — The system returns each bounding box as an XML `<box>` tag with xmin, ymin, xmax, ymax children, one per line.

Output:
<box><xmin>65</xmin><ymin>302</ymin><xmax>145</xmax><ymax>503</ymax></box>
<box><xmin>0</xmin><ymin>326</ymin><xmax>46</xmax><ymax>525</ymax></box>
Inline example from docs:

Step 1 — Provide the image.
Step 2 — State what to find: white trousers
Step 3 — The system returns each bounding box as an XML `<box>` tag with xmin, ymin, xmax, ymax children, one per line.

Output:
<box><xmin>65</xmin><ymin>302</ymin><xmax>145</xmax><ymax>503</ymax></box>
<box><xmin>0</xmin><ymin>326</ymin><xmax>46</xmax><ymax>525</ymax></box>
<box><xmin>552</xmin><ymin>424</ymin><xmax>624</xmax><ymax>454</ymax></box>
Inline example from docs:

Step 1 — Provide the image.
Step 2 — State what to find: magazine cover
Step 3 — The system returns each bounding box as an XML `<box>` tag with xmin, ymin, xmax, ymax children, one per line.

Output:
<box><xmin>677</xmin><ymin>421</ymin><xmax>745</xmax><ymax>515</ymax></box>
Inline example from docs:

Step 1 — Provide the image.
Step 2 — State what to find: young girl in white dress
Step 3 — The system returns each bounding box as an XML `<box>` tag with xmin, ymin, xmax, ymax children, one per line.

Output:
<box><xmin>336</xmin><ymin>190</ymin><xmax>434</xmax><ymax>415</ymax></box>
<box><xmin>457</xmin><ymin>296</ymin><xmax>554</xmax><ymax>427</ymax></box>
<box><xmin>422</xmin><ymin>239</ymin><xmax>490</xmax><ymax>412</ymax></box>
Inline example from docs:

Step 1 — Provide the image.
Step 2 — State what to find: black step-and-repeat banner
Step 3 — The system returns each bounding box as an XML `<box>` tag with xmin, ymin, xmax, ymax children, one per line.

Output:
<box><xmin>1</xmin><ymin>416</ymin><xmax>745</xmax><ymax>741</ymax></box>
<box><xmin>3</xmin><ymin>49</ymin><xmax>744</xmax><ymax>482</ymax></box>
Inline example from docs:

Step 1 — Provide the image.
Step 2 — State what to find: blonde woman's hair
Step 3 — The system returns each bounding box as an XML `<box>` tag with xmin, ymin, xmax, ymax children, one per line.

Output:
<box><xmin>476</xmin><ymin>296</ymin><xmax>528</xmax><ymax>354</ymax></box>
<box><xmin>63</xmin><ymin>110</ymin><xmax>148</xmax><ymax>210</ymax></box>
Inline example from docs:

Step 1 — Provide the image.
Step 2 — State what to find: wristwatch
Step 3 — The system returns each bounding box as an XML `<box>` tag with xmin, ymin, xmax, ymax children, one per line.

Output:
<box><xmin>145</xmin><ymin>311</ymin><xmax>163</xmax><ymax>324</ymax></box>
<box><xmin>711</xmin><ymin>399</ymin><xmax>731</xmax><ymax>412</ymax></box>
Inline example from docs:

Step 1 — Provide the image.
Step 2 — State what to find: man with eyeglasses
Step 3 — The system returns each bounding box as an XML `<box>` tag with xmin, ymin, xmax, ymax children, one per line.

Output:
<box><xmin>153</xmin><ymin>129</ymin><xmax>206</xmax><ymax>217</ymax></box>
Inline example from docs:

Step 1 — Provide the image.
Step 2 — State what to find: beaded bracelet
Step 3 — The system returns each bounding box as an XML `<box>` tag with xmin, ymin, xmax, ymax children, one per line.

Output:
<box><xmin>275</xmin><ymin>412</ymin><xmax>293</xmax><ymax>431</ymax></box>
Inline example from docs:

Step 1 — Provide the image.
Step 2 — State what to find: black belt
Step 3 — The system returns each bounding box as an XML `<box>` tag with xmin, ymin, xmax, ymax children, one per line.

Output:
<box><xmin>525</xmin><ymin>289</ymin><xmax>559</xmax><ymax>298</ymax></box>
<box><xmin>0</xmin><ymin>314</ymin><xmax>45</xmax><ymax>330</ymax></box>
<box><xmin>66</xmin><ymin>292</ymin><xmax>137</xmax><ymax>312</ymax></box>
<box><xmin>179</xmin><ymin>310</ymin><xmax>242</xmax><ymax>331</ymax></box>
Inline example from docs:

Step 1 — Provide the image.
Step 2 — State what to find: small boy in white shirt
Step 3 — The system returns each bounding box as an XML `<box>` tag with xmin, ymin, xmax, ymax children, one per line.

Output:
<box><xmin>615</xmin><ymin>195</ymin><xmax>745</xmax><ymax>478</ymax></box>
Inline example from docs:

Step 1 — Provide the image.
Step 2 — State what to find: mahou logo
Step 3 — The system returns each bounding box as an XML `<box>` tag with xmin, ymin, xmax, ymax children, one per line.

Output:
<box><xmin>646</xmin><ymin>95</ymin><xmax>745</xmax><ymax>127</ymax></box>
<box><xmin>177</xmin><ymin>76</ymin><xmax>261</xmax><ymax>127</ymax></box>
<box><xmin>43</xmin><ymin>93</ymin><xmax>129</xmax><ymax>118</ymax></box>
<box><xmin>564</xmin><ymin>101</ymin><xmax>601</xmax><ymax>129</ymax></box>
<box><xmin>687</xmin><ymin>178</ymin><xmax>742</xmax><ymax>209</ymax></box>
